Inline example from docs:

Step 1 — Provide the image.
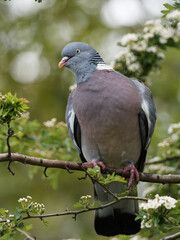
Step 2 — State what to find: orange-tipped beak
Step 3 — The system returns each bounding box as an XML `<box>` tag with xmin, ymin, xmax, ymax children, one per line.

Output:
<box><xmin>58</xmin><ymin>56</ymin><xmax>70</xmax><ymax>68</ymax></box>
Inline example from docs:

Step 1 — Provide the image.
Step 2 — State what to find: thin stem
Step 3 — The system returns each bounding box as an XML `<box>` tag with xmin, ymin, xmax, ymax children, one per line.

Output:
<box><xmin>0</xmin><ymin>196</ymin><xmax>148</xmax><ymax>224</ymax></box>
<box><xmin>80</xmin><ymin>164</ymin><xmax>119</xmax><ymax>200</ymax></box>
<box><xmin>161</xmin><ymin>232</ymin><xmax>180</xmax><ymax>240</ymax></box>
<box><xmin>16</xmin><ymin>228</ymin><xmax>36</xmax><ymax>240</ymax></box>
<box><xmin>6</xmin><ymin>122</ymin><xmax>15</xmax><ymax>175</ymax></box>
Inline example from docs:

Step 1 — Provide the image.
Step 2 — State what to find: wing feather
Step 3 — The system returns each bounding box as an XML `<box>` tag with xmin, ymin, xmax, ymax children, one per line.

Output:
<box><xmin>131</xmin><ymin>79</ymin><xmax>156</xmax><ymax>171</ymax></box>
<box><xmin>65</xmin><ymin>89</ymin><xmax>86</xmax><ymax>162</ymax></box>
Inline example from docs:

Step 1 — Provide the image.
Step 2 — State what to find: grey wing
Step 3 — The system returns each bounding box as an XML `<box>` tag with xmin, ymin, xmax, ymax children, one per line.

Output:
<box><xmin>65</xmin><ymin>90</ymin><xmax>86</xmax><ymax>163</ymax></box>
<box><xmin>131</xmin><ymin>78</ymin><xmax>157</xmax><ymax>171</ymax></box>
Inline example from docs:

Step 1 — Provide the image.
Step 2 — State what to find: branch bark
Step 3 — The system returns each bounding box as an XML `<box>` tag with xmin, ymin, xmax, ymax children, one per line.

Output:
<box><xmin>0</xmin><ymin>153</ymin><xmax>180</xmax><ymax>184</ymax></box>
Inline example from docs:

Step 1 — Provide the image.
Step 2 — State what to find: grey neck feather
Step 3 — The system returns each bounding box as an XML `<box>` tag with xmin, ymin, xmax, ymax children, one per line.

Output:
<box><xmin>75</xmin><ymin>54</ymin><xmax>104</xmax><ymax>84</ymax></box>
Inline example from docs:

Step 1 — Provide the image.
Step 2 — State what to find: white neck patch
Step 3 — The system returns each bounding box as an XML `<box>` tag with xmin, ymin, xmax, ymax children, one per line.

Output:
<box><xmin>96</xmin><ymin>63</ymin><xmax>113</xmax><ymax>71</ymax></box>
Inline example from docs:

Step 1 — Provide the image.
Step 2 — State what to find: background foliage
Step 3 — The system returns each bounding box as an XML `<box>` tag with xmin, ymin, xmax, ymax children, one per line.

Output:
<box><xmin>0</xmin><ymin>0</ymin><xmax>180</xmax><ymax>239</ymax></box>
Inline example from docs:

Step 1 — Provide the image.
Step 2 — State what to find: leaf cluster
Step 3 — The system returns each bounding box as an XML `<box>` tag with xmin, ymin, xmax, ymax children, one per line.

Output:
<box><xmin>87</xmin><ymin>166</ymin><xmax>127</xmax><ymax>184</ymax></box>
<box><xmin>136</xmin><ymin>201</ymin><xmax>180</xmax><ymax>233</ymax></box>
<box><xmin>161</xmin><ymin>2</ymin><xmax>180</xmax><ymax>18</ymax></box>
<box><xmin>0</xmin><ymin>93</ymin><xmax>29</xmax><ymax>125</ymax></box>
<box><xmin>0</xmin><ymin>196</ymin><xmax>46</xmax><ymax>240</ymax></box>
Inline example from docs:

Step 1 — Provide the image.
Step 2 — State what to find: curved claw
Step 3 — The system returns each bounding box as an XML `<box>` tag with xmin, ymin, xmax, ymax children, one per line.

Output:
<box><xmin>83</xmin><ymin>160</ymin><xmax>106</xmax><ymax>171</ymax></box>
<box><xmin>123</xmin><ymin>163</ymin><xmax>139</xmax><ymax>189</ymax></box>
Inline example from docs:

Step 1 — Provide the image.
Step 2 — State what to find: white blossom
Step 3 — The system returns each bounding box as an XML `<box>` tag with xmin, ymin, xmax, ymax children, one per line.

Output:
<box><xmin>120</xmin><ymin>33</ymin><xmax>139</xmax><ymax>46</ymax></box>
<box><xmin>127</xmin><ymin>62</ymin><xmax>141</xmax><ymax>72</ymax></box>
<box><xmin>126</xmin><ymin>52</ymin><xmax>137</xmax><ymax>66</ymax></box>
<box><xmin>145</xmin><ymin>219</ymin><xmax>152</xmax><ymax>228</ymax></box>
<box><xmin>132</xmin><ymin>40</ymin><xmax>147</xmax><ymax>51</ymax></box>
<box><xmin>147</xmin><ymin>163</ymin><xmax>174</xmax><ymax>174</ymax></box>
<box><xmin>168</xmin><ymin>122</ymin><xmax>180</xmax><ymax>134</ymax></box>
<box><xmin>140</xmin><ymin>194</ymin><xmax>177</xmax><ymax>211</ymax></box>
<box><xmin>27</xmin><ymin>196</ymin><xmax>32</xmax><ymax>200</ymax></box>
<box><xmin>166</xmin><ymin>9</ymin><xmax>180</xmax><ymax>21</ymax></box>
<box><xmin>158</xmin><ymin>140</ymin><xmax>170</xmax><ymax>148</ymax></box>
<box><xmin>81</xmin><ymin>195</ymin><xmax>91</xmax><ymax>200</ymax></box>
<box><xmin>18</xmin><ymin>198</ymin><xmax>24</xmax><ymax>203</ymax></box>
<box><xmin>43</xmin><ymin>118</ymin><xmax>56</xmax><ymax>127</ymax></box>
<box><xmin>147</xmin><ymin>46</ymin><xmax>158</xmax><ymax>53</ymax></box>
<box><xmin>157</xmin><ymin>52</ymin><xmax>165</xmax><ymax>59</ymax></box>
<box><xmin>115</xmin><ymin>47</ymin><xmax>130</xmax><ymax>61</ymax></box>
<box><xmin>145</xmin><ymin>19</ymin><xmax>161</xmax><ymax>26</ymax></box>
<box><xmin>143</xmin><ymin>32</ymin><xmax>154</xmax><ymax>40</ymax></box>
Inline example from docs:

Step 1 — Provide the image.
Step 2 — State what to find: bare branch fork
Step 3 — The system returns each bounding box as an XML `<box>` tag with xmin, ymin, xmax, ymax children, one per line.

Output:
<box><xmin>0</xmin><ymin>153</ymin><xmax>180</xmax><ymax>184</ymax></box>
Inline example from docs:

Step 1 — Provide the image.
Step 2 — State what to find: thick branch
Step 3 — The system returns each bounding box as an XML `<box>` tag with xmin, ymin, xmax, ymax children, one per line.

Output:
<box><xmin>0</xmin><ymin>153</ymin><xmax>180</xmax><ymax>184</ymax></box>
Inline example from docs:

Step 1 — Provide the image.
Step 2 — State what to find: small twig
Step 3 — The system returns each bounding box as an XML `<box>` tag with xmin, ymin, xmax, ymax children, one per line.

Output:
<box><xmin>6</xmin><ymin>122</ymin><xmax>15</xmax><ymax>175</ymax></box>
<box><xmin>146</xmin><ymin>156</ymin><xmax>180</xmax><ymax>165</ymax></box>
<box><xmin>65</xmin><ymin>165</ymin><xmax>74</xmax><ymax>174</ymax></box>
<box><xmin>78</xmin><ymin>173</ymin><xmax>88</xmax><ymax>180</ymax></box>
<box><xmin>16</xmin><ymin>227</ymin><xmax>36</xmax><ymax>240</ymax></box>
<box><xmin>161</xmin><ymin>232</ymin><xmax>180</xmax><ymax>240</ymax></box>
<box><xmin>44</xmin><ymin>167</ymin><xmax>48</xmax><ymax>177</ymax></box>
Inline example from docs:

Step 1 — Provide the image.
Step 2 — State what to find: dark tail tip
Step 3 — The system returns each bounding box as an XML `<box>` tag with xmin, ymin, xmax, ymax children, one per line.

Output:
<box><xmin>95</xmin><ymin>211</ymin><xmax>141</xmax><ymax>236</ymax></box>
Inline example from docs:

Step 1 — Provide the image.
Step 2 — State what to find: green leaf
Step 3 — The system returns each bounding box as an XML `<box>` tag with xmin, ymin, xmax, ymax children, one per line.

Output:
<box><xmin>14</xmin><ymin>208</ymin><xmax>26</xmax><ymax>220</ymax></box>
<box><xmin>90</xmin><ymin>201</ymin><xmax>103</xmax><ymax>208</ymax></box>
<box><xmin>17</xmin><ymin>221</ymin><xmax>24</xmax><ymax>229</ymax></box>
<box><xmin>73</xmin><ymin>203</ymin><xmax>83</xmax><ymax>208</ymax></box>
<box><xmin>163</xmin><ymin>3</ymin><xmax>174</xmax><ymax>10</ymax></box>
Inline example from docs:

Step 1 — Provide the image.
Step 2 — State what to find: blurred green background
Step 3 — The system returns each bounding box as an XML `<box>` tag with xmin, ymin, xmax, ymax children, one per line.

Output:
<box><xmin>0</xmin><ymin>0</ymin><xmax>180</xmax><ymax>239</ymax></box>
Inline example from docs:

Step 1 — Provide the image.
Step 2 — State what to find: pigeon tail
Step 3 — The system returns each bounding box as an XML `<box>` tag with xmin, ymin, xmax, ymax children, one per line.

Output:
<box><xmin>94</xmin><ymin>181</ymin><xmax>141</xmax><ymax>236</ymax></box>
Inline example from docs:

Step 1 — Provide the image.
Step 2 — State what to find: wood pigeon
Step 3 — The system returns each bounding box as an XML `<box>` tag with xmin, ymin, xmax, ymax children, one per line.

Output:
<box><xmin>58</xmin><ymin>42</ymin><xmax>156</xmax><ymax>236</ymax></box>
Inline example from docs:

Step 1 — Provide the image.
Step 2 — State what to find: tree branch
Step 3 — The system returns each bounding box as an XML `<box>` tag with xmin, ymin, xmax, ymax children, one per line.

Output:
<box><xmin>0</xmin><ymin>196</ymin><xmax>148</xmax><ymax>224</ymax></box>
<box><xmin>161</xmin><ymin>232</ymin><xmax>180</xmax><ymax>240</ymax></box>
<box><xmin>0</xmin><ymin>153</ymin><xmax>180</xmax><ymax>184</ymax></box>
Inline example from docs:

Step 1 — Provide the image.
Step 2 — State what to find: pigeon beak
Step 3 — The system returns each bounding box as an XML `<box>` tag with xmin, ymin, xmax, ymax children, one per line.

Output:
<box><xmin>58</xmin><ymin>56</ymin><xmax>70</xmax><ymax>68</ymax></box>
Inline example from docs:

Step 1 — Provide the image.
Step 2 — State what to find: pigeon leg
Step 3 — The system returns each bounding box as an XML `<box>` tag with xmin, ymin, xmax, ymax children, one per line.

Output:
<box><xmin>123</xmin><ymin>163</ymin><xmax>139</xmax><ymax>189</ymax></box>
<box><xmin>83</xmin><ymin>159</ymin><xmax>106</xmax><ymax>171</ymax></box>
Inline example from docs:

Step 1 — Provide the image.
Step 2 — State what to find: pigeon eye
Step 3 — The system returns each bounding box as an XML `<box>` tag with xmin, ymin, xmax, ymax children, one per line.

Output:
<box><xmin>76</xmin><ymin>49</ymin><xmax>80</xmax><ymax>54</ymax></box>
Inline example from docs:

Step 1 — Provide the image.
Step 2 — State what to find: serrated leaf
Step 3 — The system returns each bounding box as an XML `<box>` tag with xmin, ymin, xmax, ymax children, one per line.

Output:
<box><xmin>163</xmin><ymin>3</ymin><xmax>174</xmax><ymax>10</ymax></box>
<box><xmin>135</xmin><ymin>215</ymin><xmax>142</xmax><ymax>220</ymax></box>
<box><xmin>14</xmin><ymin>208</ymin><xmax>26</xmax><ymax>220</ymax></box>
<box><xmin>73</xmin><ymin>203</ymin><xmax>83</xmax><ymax>208</ymax></box>
<box><xmin>90</xmin><ymin>201</ymin><xmax>103</xmax><ymax>208</ymax></box>
<box><xmin>42</xmin><ymin>219</ymin><xmax>48</xmax><ymax>226</ymax></box>
<box><xmin>174</xmin><ymin>3</ymin><xmax>180</xmax><ymax>8</ymax></box>
<box><xmin>17</xmin><ymin>221</ymin><xmax>24</xmax><ymax>228</ymax></box>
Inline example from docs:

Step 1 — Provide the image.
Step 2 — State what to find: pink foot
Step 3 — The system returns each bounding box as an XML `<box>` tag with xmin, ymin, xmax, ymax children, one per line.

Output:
<box><xmin>123</xmin><ymin>163</ymin><xmax>139</xmax><ymax>189</ymax></box>
<box><xmin>83</xmin><ymin>160</ymin><xmax>106</xmax><ymax>171</ymax></box>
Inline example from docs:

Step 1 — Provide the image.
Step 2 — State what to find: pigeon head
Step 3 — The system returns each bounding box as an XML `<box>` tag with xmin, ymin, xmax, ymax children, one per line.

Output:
<box><xmin>58</xmin><ymin>42</ymin><xmax>104</xmax><ymax>83</ymax></box>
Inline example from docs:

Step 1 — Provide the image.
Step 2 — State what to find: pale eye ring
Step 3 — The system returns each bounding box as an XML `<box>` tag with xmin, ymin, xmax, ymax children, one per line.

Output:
<box><xmin>76</xmin><ymin>49</ymin><xmax>80</xmax><ymax>54</ymax></box>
